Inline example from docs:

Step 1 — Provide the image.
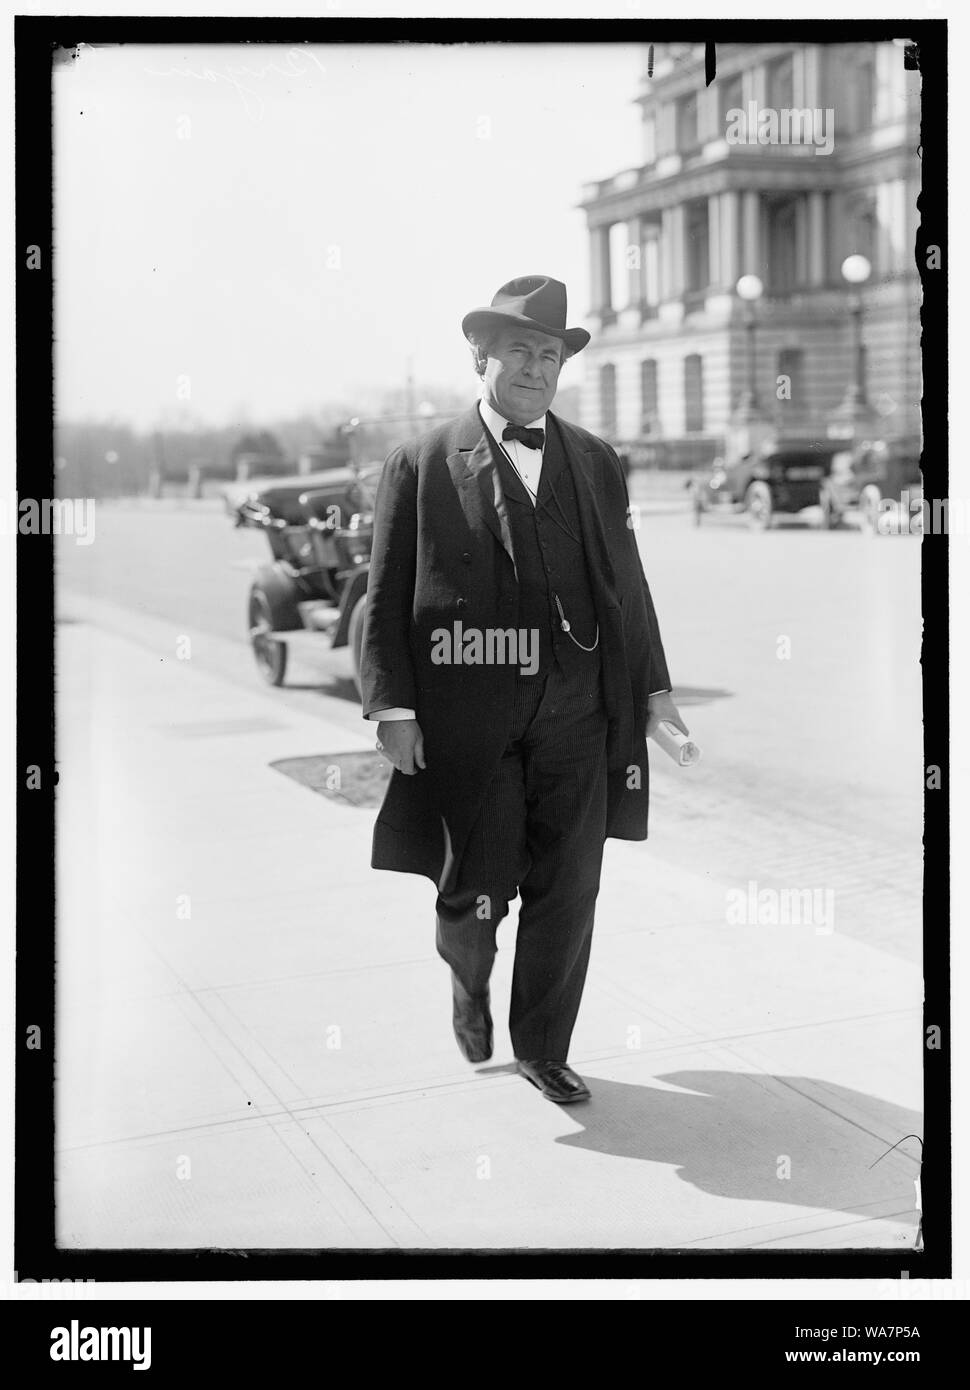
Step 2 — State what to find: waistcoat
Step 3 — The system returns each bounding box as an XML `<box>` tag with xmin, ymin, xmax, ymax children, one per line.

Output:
<box><xmin>486</xmin><ymin>417</ymin><xmax>601</xmax><ymax>680</ymax></box>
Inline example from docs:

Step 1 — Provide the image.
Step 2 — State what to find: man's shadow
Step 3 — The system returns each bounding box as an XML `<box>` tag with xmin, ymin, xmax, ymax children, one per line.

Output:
<box><xmin>489</xmin><ymin>1067</ymin><xmax>922</xmax><ymax>1227</ymax></box>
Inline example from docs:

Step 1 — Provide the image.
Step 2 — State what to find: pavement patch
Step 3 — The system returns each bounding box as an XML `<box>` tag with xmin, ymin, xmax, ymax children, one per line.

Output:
<box><xmin>271</xmin><ymin>751</ymin><xmax>390</xmax><ymax>807</ymax></box>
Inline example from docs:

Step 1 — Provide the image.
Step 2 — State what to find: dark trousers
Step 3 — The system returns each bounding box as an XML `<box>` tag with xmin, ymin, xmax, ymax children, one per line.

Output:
<box><xmin>434</xmin><ymin>661</ymin><xmax>609</xmax><ymax>1061</ymax></box>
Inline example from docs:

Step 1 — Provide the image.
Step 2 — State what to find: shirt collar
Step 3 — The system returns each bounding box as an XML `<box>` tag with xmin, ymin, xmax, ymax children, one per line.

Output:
<box><xmin>478</xmin><ymin>393</ymin><xmax>546</xmax><ymax>444</ymax></box>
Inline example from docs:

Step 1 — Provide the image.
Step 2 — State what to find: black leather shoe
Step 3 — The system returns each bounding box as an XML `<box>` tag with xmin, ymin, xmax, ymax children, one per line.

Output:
<box><xmin>451</xmin><ymin>973</ymin><xmax>493</xmax><ymax>1063</ymax></box>
<box><xmin>516</xmin><ymin>1059</ymin><xmax>591</xmax><ymax>1104</ymax></box>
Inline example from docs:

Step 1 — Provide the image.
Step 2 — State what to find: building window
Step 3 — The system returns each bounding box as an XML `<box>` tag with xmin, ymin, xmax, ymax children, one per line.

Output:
<box><xmin>599</xmin><ymin>364</ymin><xmax>617</xmax><ymax>438</ymax></box>
<box><xmin>640</xmin><ymin>359</ymin><xmax>659</xmax><ymax>434</ymax></box>
<box><xmin>766</xmin><ymin>53</ymin><xmax>794</xmax><ymax>109</ymax></box>
<box><xmin>684</xmin><ymin>354</ymin><xmax>704</xmax><ymax>432</ymax></box>
<box><xmin>767</xmin><ymin>197</ymin><xmax>798</xmax><ymax>294</ymax></box>
<box><xmin>685</xmin><ymin>199</ymin><xmax>710</xmax><ymax>295</ymax></box>
<box><xmin>676</xmin><ymin>91</ymin><xmax>699</xmax><ymax>153</ymax></box>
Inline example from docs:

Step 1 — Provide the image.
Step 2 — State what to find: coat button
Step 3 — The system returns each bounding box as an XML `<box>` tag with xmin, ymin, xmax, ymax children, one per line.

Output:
<box><xmin>456</xmin><ymin>597</ymin><xmax>466</xmax><ymax>608</ymax></box>
<box><xmin>462</xmin><ymin>552</ymin><xmax>471</xmax><ymax>563</ymax></box>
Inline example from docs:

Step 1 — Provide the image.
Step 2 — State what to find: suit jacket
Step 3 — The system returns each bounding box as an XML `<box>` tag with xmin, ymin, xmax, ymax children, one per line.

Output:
<box><xmin>358</xmin><ymin>402</ymin><xmax>672</xmax><ymax>892</ymax></box>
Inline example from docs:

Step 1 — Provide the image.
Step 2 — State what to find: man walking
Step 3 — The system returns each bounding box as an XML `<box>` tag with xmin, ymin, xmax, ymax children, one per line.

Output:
<box><xmin>359</xmin><ymin>275</ymin><xmax>685</xmax><ymax>1104</ymax></box>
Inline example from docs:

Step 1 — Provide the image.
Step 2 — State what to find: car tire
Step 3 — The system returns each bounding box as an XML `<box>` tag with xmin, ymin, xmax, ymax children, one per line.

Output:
<box><xmin>819</xmin><ymin>490</ymin><xmax>843</xmax><ymax>530</ymax></box>
<box><xmin>689</xmin><ymin>485</ymin><xmax>706</xmax><ymax>527</ymax></box>
<box><xmin>347</xmin><ymin>593</ymin><xmax>367</xmax><ymax>697</ymax></box>
<box><xmin>745</xmin><ymin>481</ymin><xmax>773</xmax><ymax>531</ymax></box>
<box><xmin>859</xmin><ymin>484</ymin><xmax>883</xmax><ymax>536</ymax></box>
<box><xmin>249</xmin><ymin>584</ymin><xmax>296</xmax><ymax>686</ymax></box>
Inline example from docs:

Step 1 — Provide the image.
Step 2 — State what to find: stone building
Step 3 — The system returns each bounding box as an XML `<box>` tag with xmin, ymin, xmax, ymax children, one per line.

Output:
<box><xmin>578</xmin><ymin>41</ymin><xmax>922</xmax><ymax>464</ymax></box>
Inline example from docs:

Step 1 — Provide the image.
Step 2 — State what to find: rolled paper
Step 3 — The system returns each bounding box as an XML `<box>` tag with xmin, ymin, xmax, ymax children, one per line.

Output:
<box><xmin>650</xmin><ymin>718</ymin><xmax>702</xmax><ymax>767</ymax></box>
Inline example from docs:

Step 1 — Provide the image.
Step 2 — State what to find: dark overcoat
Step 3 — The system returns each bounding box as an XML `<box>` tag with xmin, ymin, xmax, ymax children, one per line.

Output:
<box><xmin>358</xmin><ymin>403</ymin><xmax>672</xmax><ymax>893</ymax></box>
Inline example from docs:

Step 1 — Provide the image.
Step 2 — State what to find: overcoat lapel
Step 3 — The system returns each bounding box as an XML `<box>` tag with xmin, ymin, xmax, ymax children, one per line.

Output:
<box><xmin>445</xmin><ymin>406</ymin><xmax>517</xmax><ymax>577</ymax></box>
<box><xmin>551</xmin><ymin>415</ymin><xmax>618</xmax><ymax>594</ymax></box>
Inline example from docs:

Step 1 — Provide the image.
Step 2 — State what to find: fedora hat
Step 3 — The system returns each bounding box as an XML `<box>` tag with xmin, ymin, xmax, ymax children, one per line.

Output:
<box><xmin>462</xmin><ymin>275</ymin><xmax>590</xmax><ymax>355</ymax></box>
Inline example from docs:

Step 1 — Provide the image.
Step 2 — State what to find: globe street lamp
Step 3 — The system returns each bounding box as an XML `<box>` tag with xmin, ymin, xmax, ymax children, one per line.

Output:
<box><xmin>734</xmin><ymin>274</ymin><xmax>765</xmax><ymax>418</ymax></box>
<box><xmin>340</xmin><ymin>417</ymin><xmax>361</xmax><ymax>469</ymax></box>
<box><xmin>105</xmin><ymin>449</ymin><xmax>120</xmax><ymax>499</ymax></box>
<box><xmin>829</xmin><ymin>253</ymin><xmax>875</xmax><ymax>439</ymax></box>
<box><xmin>728</xmin><ymin>274</ymin><xmax>772</xmax><ymax>462</ymax></box>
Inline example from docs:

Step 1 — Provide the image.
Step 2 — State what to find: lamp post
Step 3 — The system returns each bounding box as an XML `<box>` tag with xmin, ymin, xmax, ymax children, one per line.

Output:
<box><xmin>734</xmin><ymin>274</ymin><xmax>764</xmax><ymax>416</ymax></box>
<box><xmin>105</xmin><ymin>449</ymin><xmax>120</xmax><ymax>499</ymax></box>
<box><xmin>728</xmin><ymin>274</ymin><xmax>771</xmax><ymax>461</ymax></box>
<box><xmin>829</xmin><ymin>253</ymin><xmax>876</xmax><ymax>439</ymax></box>
<box><xmin>341</xmin><ymin>417</ymin><xmax>360</xmax><ymax>470</ymax></box>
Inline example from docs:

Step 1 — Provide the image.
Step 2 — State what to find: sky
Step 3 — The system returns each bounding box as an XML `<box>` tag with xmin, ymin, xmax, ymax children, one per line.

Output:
<box><xmin>53</xmin><ymin>41</ymin><xmax>646</xmax><ymax>428</ymax></box>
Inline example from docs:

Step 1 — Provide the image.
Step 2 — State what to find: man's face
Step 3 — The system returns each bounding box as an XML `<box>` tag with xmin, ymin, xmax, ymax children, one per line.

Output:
<box><xmin>481</xmin><ymin>327</ymin><xmax>564</xmax><ymax>425</ymax></box>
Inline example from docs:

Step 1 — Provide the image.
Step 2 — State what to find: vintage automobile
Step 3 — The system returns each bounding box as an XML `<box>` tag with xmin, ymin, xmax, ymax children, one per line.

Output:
<box><xmin>225</xmin><ymin>463</ymin><xmax>382</xmax><ymax>691</ymax></box>
<box><xmin>689</xmin><ymin>434</ymin><xmax>844</xmax><ymax>530</ymax></box>
<box><xmin>818</xmin><ymin>436</ymin><xmax>923</xmax><ymax>534</ymax></box>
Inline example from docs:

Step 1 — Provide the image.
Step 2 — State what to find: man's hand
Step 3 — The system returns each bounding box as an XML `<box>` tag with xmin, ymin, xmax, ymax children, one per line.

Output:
<box><xmin>376</xmin><ymin>719</ymin><xmax>426</xmax><ymax>775</ymax></box>
<box><xmin>646</xmin><ymin>691</ymin><xmax>688</xmax><ymax>739</ymax></box>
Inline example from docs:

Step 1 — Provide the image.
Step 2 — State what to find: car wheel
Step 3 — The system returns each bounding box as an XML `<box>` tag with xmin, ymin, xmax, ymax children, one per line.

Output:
<box><xmin>818</xmin><ymin>487</ymin><xmax>842</xmax><ymax>530</ymax></box>
<box><xmin>745</xmin><ymin>481</ymin><xmax>773</xmax><ymax>531</ymax></box>
<box><xmin>859</xmin><ymin>484</ymin><xmax>883</xmax><ymax>535</ymax></box>
<box><xmin>249</xmin><ymin>589</ymin><xmax>289</xmax><ymax>686</ymax></box>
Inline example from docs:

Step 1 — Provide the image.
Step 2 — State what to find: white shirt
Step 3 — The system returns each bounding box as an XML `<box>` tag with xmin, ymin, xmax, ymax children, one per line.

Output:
<box><xmin>369</xmin><ymin>396</ymin><xmax>668</xmax><ymax>721</ymax></box>
<box><xmin>478</xmin><ymin>395</ymin><xmax>545</xmax><ymax>507</ymax></box>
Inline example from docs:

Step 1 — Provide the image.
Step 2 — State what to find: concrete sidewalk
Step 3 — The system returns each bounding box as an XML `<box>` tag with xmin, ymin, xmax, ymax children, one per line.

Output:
<box><xmin>54</xmin><ymin>600</ymin><xmax>922</xmax><ymax>1251</ymax></box>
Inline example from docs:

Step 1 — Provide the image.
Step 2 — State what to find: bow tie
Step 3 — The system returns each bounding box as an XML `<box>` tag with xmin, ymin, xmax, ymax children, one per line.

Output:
<box><xmin>502</xmin><ymin>423</ymin><xmax>545</xmax><ymax>451</ymax></box>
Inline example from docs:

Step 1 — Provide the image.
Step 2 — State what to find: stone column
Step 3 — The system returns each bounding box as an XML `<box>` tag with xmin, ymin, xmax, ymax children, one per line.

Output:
<box><xmin>707</xmin><ymin>196</ymin><xmax>720</xmax><ymax>289</ymax></box>
<box><xmin>626</xmin><ymin>216</ymin><xmax>644</xmax><ymax>307</ymax></box>
<box><xmin>589</xmin><ymin>224</ymin><xmax>612</xmax><ymax>314</ymax></box>
<box><xmin>669</xmin><ymin>204</ymin><xmax>685</xmax><ymax>296</ymax></box>
<box><xmin>659</xmin><ymin>207</ymin><xmax>675</xmax><ymax>300</ymax></box>
<box><xmin>742</xmin><ymin>190</ymin><xmax>762</xmax><ymax>276</ymax></box>
<box><xmin>639</xmin><ymin>223</ymin><xmax>660</xmax><ymax>309</ymax></box>
<box><xmin>874</xmin><ymin>42</ymin><xmax>895</xmax><ymax>125</ymax></box>
<box><xmin>802</xmin><ymin>45</ymin><xmax>821</xmax><ymax>110</ymax></box>
<box><xmin>719</xmin><ymin>190</ymin><xmax>739</xmax><ymax>289</ymax></box>
<box><xmin>696</xmin><ymin>85</ymin><xmax>717</xmax><ymax>146</ymax></box>
<box><xmin>655</xmin><ymin>100</ymin><xmax>675</xmax><ymax>157</ymax></box>
<box><xmin>743</xmin><ymin>62</ymin><xmax>766</xmax><ymax>120</ymax></box>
